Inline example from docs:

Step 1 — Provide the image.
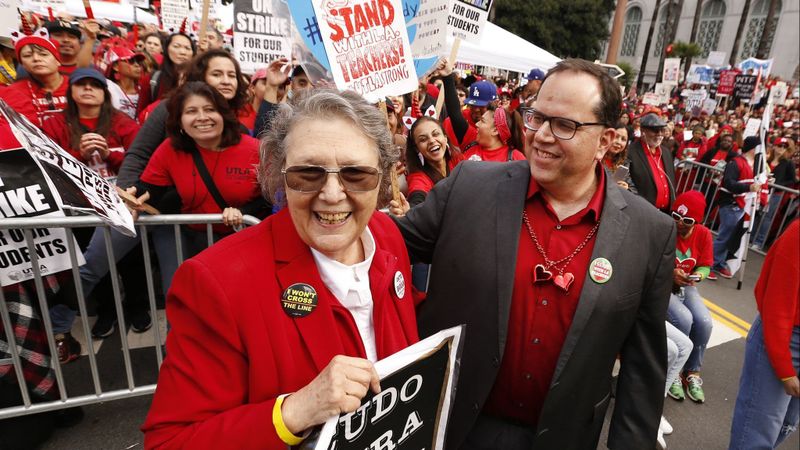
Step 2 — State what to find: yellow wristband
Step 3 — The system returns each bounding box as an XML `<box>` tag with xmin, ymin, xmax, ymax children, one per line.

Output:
<box><xmin>273</xmin><ymin>394</ymin><xmax>305</xmax><ymax>446</ymax></box>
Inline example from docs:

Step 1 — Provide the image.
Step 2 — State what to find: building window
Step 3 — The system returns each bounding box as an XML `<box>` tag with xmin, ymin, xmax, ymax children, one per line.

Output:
<box><xmin>698</xmin><ymin>0</ymin><xmax>725</xmax><ymax>58</ymax></box>
<box><xmin>654</xmin><ymin>2</ymin><xmax>681</xmax><ymax>57</ymax></box>
<box><xmin>741</xmin><ymin>0</ymin><xmax>781</xmax><ymax>59</ymax></box>
<box><xmin>620</xmin><ymin>7</ymin><xmax>642</xmax><ymax>57</ymax></box>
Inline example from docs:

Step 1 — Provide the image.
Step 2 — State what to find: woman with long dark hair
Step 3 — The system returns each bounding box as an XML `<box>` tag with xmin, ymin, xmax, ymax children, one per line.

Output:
<box><xmin>405</xmin><ymin>116</ymin><xmax>464</xmax><ymax>207</ymax></box>
<box><xmin>42</xmin><ymin>68</ymin><xmax>139</xmax><ymax>179</ymax></box>
<box><xmin>135</xmin><ymin>30</ymin><xmax>195</xmax><ymax>116</ymax></box>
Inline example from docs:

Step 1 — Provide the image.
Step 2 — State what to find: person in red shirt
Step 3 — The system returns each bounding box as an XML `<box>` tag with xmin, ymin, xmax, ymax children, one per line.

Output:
<box><xmin>730</xmin><ymin>219</ymin><xmax>799</xmax><ymax>449</ymax></box>
<box><xmin>677</xmin><ymin>125</ymin><xmax>707</xmax><ymax>160</ymax></box>
<box><xmin>42</xmin><ymin>68</ymin><xmax>139</xmax><ymax>180</ymax></box>
<box><xmin>628</xmin><ymin>112</ymin><xmax>677</xmax><ymax>213</ymax></box>
<box><xmin>0</xmin><ymin>29</ymin><xmax>68</xmax><ymax>128</ymax></box>
<box><xmin>664</xmin><ymin>191</ymin><xmax>714</xmax><ymax>404</ymax></box>
<box><xmin>405</xmin><ymin>116</ymin><xmax>464</xmax><ymax>206</ymax></box>
<box><xmin>465</xmin><ymin>105</ymin><xmax>526</xmax><ymax>162</ymax></box>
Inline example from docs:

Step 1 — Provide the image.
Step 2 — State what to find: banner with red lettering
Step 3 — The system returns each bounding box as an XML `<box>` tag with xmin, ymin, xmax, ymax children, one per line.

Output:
<box><xmin>312</xmin><ymin>0</ymin><xmax>418</xmax><ymax>102</ymax></box>
<box><xmin>716</xmin><ymin>69</ymin><xmax>738</xmax><ymax>96</ymax></box>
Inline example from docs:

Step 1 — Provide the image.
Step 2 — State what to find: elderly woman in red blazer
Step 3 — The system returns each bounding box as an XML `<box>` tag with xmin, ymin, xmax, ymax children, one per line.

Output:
<box><xmin>142</xmin><ymin>89</ymin><xmax>418</xmax><ymax>449</ymax></box>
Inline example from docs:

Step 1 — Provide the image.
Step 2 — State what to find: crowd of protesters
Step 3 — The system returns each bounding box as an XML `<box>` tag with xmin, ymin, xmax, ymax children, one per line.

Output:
<box><xmin>0</xmin><ymin>8</ymin><xmax>798</xmax><ymax>450</ymax></box>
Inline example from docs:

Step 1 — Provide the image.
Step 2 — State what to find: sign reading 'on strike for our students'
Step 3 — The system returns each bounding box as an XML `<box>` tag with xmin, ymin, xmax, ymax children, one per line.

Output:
<box><xmin>447</xmin><ymin>0</ymin><xmax>492</xmax><ymax>43</ymax></box>
<box><xmin>313</xmin><ymin>0</ymin><xmax>419</xmax><ymax>103</ymax></box>
<box><xmin>233</xmin><ymin>0</ymin><xmax>293</xmax><ymax>74</ymax></box>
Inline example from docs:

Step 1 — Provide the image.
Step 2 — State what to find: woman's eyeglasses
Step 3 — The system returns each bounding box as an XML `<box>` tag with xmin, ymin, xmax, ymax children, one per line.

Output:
<box><xmin>282</xmin><ymin>165</ymin><xmax>382</xmax><ymax>193</ymax></box>
<box><xmin>671</xmin><ymin>211</ymin><xmax>696</xmax><ymax>226</ymax></box>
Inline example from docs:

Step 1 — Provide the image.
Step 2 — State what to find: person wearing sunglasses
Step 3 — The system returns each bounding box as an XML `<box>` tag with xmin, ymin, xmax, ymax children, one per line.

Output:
<box><xmin>664</xmin><ymin>190</ymin><xmax>714</xmax><ymax>406</ymax></box>
<box><xmin>627</xmin><ymin>112</ymin><xmax>677</xmax><ymax>214</ymax></box>
<box><xmin>143</xmin><ymin>90</ymin><xmax>418</xmax><ymax>448</ymax></box>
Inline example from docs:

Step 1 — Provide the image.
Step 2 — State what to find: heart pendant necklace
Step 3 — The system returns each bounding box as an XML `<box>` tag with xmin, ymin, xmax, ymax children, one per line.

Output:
<box><xmin>523</xmin><ymin>211</ymin><xmax>599</xmax><ymax>293</ymax></box>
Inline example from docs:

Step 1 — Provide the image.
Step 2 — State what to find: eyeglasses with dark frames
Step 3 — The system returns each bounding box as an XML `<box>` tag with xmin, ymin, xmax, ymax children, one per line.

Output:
<box><xmin>281</xmin><ymin>165</ymin><xmax>382</xmax><ymax>193</ymax></box>
<box><xmin>521</xmin><ymin>107</ymin><xmax>607</xmax><ymax>140</ymax></box>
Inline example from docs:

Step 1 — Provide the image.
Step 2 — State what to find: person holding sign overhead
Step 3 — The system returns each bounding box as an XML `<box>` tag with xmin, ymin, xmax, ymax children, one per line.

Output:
<box><xmin>142</xmin><ymin>90</ymin><xmax>418</xmax><ymax>449</ymax></box>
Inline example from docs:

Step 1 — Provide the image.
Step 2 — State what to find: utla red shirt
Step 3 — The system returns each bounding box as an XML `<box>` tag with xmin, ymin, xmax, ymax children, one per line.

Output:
<box><xmin>406</xmin><ymin>152</ymin><xmax>464</xmax><ymax>195</ymax></box>
<box><xmin>675</xmin><ymin>225</ymin><xmax>713</xmax><ymax>274</ymax></box>
<box><xmin>0</xmin><ymin>77</ymin><xmax>68</xmax><ymax>128</ymax></box>
<box><xmin>483</xmin><ymin>167</ymin><xmax>606</xmax><ymax>427</ymax></box>
<box><xmin>140</xmin><ymin>135</ymin><xmax>261</xmax><ymax>233</ymax></box>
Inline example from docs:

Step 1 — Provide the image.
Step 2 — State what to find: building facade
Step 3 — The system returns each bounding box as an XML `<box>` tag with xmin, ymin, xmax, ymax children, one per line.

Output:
<box><xmin>603</xmin><ymin>0</ymin><xmax>800</xmax><ymax>87</ymax></box>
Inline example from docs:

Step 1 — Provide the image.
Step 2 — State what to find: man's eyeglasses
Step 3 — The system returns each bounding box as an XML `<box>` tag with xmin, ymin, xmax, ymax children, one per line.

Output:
<box><xmin>521</xmin><ymin>108</ymin><xmax>606</xmax><ymax>140</ymax></box>
<box><xmin>282</xmin><ymin>165</ymin><xmax>382</xmax><ymax>193</ymax></box>
<box><xmin>671</xmin><ymin>212</ymin><xmax>696</xmax><ymax>226</ymax></box>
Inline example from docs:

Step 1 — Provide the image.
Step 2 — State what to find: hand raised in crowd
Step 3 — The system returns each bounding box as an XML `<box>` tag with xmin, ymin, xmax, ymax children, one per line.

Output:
<box><xmin>280</xmin><ymin>355</ymin><xmax>381</xmax><ymax>435</ymax></box>
<box><xmin>266</xmin><ymin>57</ymin><xmax>291</xmax><ymax>87</ymax></box>
<box><xmin>80</xmin><ymin>19</ymin><xmax>101</xmax><ymax>40</ymax></box>
<box><xmin>197</xmin><ymin>37</ymin><xmax>209</xmax><ymax>53</ymax></box>
<box><xmin>79</xmin><ymin>133</ymin><xmax>109</xmax><ymax>160</ymax></box>
<box><xmin>431</xmin><ymin>57</ymin><xmax>452</xmax><ymax>79</ymax></box>
<box><xmin>388</xmin><ymin>192</ymin><xmax>410</xmax><ymax>217</ymax></box>
<box><xmin>783</xmin><ymin>376</ymin><xmax>800</xmax><ymax>397</ymax></box>
<box><xmin>221</xmin><ymin>207</ymin><xmax>243</xmax><ymax>227</ymax></box>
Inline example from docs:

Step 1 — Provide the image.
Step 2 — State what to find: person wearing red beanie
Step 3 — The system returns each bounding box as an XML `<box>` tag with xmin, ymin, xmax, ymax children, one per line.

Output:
<box><xmin>665</xmin><ymin>190</ymin><xmax>714</xmax><ymax>404</ymax></box>
<box><xmin>0</xmin><ymin>29</ymin><xmax>67</xmax><ymax>128</ymax></box>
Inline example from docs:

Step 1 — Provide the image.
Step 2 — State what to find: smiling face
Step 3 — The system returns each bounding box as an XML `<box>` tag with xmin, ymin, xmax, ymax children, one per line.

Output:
<box><xmin>180</xmin><ymin>94</ymin><xmax>223</xmax><ymax>148</ymax></box>
<box><xmin>412</xmin><ymin>119</ymin><xmax>448</xmax><ymax>164</ymax></box>
<box><xmin>71</xmin><ymin>78</ymin><xmax>105</xmax><ymax>107</ymax></box>
<box><xmin>525</xmin><ymin>70</ymin><xmax>613</xmax><ymax>191</ymax></box>
<box><xmin>19</xmin><ymin>44</ymin><xmax>59</xmax><ymax>78</ymax></box>
<box><xmin>167</xmin><ymin>35</ymin><xmax>193</xmax><ymax>64</ymax></box>
<box><xmin>284</xmin><ymin>118</ymin><xmax>380</xmax><ymax>265</ymax></box>
<box><xmin>204</xmin><ymin>56</ymin><xmax>238</xmax><ymax>100</ymax></box>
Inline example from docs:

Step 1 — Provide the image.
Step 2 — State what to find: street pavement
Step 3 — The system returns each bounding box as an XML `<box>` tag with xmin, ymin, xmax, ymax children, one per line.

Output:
<box><xmin>36</xmin><ymin>249</ymin><xmax>799</xmax><ymax>450</ymax></box>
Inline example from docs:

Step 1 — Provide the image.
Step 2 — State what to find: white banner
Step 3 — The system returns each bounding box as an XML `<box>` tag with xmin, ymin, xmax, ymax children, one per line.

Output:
<box><xmin>20</xmin><ymin>0</ymin><xmax>65</xmax><ymax>14</ymax></box>
<box><xmin>662</xmin><ymin>58</ymin><xmax>681</xmax><ymax>84</ymax></box>
<box><xmin>160</xmin><ymin>0</ymin><xmax>191</xmax><ymax>32</ymax></box>
<box><xmin>0</xmin><ymin>0</ymin><xmax>17</xmax><ymax>38</ymax></box>
<box><xmin>233</xmin><ymin>0</ymin><xmax>292</xmax><ymax>74</ymax></box>
<box><xmin>408</xmin><ymin>0</ymin><xmax>448</xmax><ymax>61</ymax></box>
<box><xmin>0</xmin><ymin>149</ymin><xmax>85</xmax><ymax>287</ymax></box>
<box><xmin>0</xmin><ymin>100</ymin><xmax>136</xmax><ymax>237</ymax></box>
<box><xmin>446</xmin><ymin>0</ymin><xmax>492</xmax><ymax>43</ymax></box>
<box><xmin>312</xmin><ymin>325</ymin><xmax>463</xmax><ymax>450</ymax></box>
<box><xmin>313</xmin><ymin>0</ymin><xmax>418</xmax><ymax>102</ymax></box>
<box><xmin>706</xmin><ymin>51</ymin><xmax>726</xmax><ymax>67</ymax></box>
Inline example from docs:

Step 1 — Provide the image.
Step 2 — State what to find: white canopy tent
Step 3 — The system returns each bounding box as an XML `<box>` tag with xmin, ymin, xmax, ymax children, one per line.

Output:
<box><xmin>447</xmin><ymin>22</ymin><xmax>560</xmax><ymax>74</ymax></box>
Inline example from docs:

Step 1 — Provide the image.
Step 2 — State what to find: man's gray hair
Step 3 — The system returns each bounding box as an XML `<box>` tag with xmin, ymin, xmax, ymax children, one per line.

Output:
<box><xmin>258</xmin><ymin>89</ymin><xmax>398</xmax><ymax>206</ymax></box>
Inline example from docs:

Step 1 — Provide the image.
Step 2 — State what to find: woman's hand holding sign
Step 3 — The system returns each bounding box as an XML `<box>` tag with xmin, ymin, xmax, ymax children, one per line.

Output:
<box><xmin>281</xmin><ymin>355</ymin><xmax>381</xmax><ymax>435</ymax></box>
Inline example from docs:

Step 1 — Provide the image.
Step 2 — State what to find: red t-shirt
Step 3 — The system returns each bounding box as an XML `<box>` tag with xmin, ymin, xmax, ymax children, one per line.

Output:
<box><xmin>140</xmin><ymin>135</ymin><xmax>261</xmax><ymax>233</ymax></box>
<box><xmin>406</xmin><ymin>152</ymin><xmax>464</xmax><ymax>194</ymax></box>
<box><xmin>642</xmin><ymin>140</ymin><xmax>671</xmax><ymax>210</ymax></box>
<box><xmin>483</xmin><ymin>167</ymin><xmax>606</xmax><ymax>427</ymax></box>
<box><xmin>0</xmin><ymin>77</ymin><xmax>69</xmax><ymax>128</ymax></box>
<box><xmin>675</xmin><ymin>225</ymin><xmax>713</xmax><ymax>274</ymax></box>
<box><xmin>464</xmin><ymin>145</ymin><xmax>526</xmax><ymax>163</ymax></box>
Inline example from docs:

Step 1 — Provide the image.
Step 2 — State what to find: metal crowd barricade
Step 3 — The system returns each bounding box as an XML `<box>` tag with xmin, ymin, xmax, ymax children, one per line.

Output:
<box><xmin>674</xmin><ymin>159</ymin><xmax>799</xmax><ymax>253</ymax></box>
<box><xmin>0</xmin><ymin>214</ymin><xmax>260</xmax><ymax>419</ymax></box>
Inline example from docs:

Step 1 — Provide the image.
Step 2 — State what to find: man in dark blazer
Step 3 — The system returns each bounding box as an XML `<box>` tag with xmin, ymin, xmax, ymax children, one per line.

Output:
<box><xmin>394</xmin><ymin>59</ymin><xmax>675</xmax><ymax>449</ymax></box>
<box><xmin>627</xmin><ymin>113</ymin><xmax>677</xmax><ymax>213</ymax></box>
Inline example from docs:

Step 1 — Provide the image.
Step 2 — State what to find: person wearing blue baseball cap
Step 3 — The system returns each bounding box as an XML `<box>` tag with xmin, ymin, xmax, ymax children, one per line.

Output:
<box><xmin>522</xmin><ymin>68</ymin><xmax>546</xmax><ymax>106</ymax></box>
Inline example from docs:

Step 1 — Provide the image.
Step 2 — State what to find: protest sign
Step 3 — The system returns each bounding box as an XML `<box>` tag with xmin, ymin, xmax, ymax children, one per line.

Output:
<box><xmin>716</xmin><ymin>69</ymin><xmax>738</xmax><ymax>96</ymax></box>
<box><xmin>447</xmin><ymin>0</ymin><xmax>493</xmax><ymax>43</ymax></box>
<box><xmin>0</xmin><ymin>149</ymin><xmax>85</xmax><ymax>287</ymax></box>
<box><xmin>662</xmin><ymin>58</ymin><xmax>681</xmax><ymax>85</ymax></box>
<box><xmin>312</xmin><ymin>0</ymin><xmax>418</xmax><ymax>102</ymax></box>
<box><xmin>706</xmin><ymin>51</ymin><xmax>725</xmax><ymax>67</ymax></box>
<box><xmin>160</xmin><ymin>0</ymin><xmax>191</xmax><ymax>32</ymax></box>
<box><xmin>311</xmin><ymin>326</ymin><xmax>464</xmax><ymax>450</ymax></box>
<box><xmin>406</xmin><ymin>0</ymin><xmax>448</xmax><ymax>77</ymax></box>
<box><xmin>733</xmin><ymin>74</ymin><xmax>757</xmax><ymax>104</ymax></box>
<box><xmin>738</xmin><ymin>57</ymin><xmax>772</xmax><ymax>78</ymax></box>
<box><xmin>654</xmin><ymin>83</ymin><xmax>671</xmax><ymax>105</ymax></box>
<box><xmin>0</xmin><ymin>100</ymin><xmax>135</xmax><ymax>237</ymax></box>
<box><xmin>769</xmin><ymin>81</ymin><xmax>788</xmax><ymax>106</ymax></box>
<box><xmin>686</xmin><ymin>64</ymin><xmax>713</xmax><ymax>85</ymax></box>
<box><xmin>0</xmin><ymin>0</ymin><xmax>17</xmax><ymax>38</ymax></box>
<box><xmin>743</xmin><ymin>118</ymin><xmax>761</xmax><ymax>138</ymax></box>
<box><xmin>233</xmin><ymin>0</ymin><xmax>292</xmax><ymax>74</ymax></box>
<box><xmin>701</xmin><ymin>98</ymin><xmax>717</xmax><ymax>116</ymax></box>
<box><xmin>21</xmin><ymin>0</ymin><xmax>64</xmax><ymax>13</ymax></box>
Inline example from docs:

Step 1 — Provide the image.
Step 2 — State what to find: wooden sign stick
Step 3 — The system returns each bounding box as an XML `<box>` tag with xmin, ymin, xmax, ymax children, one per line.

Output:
<box><xmin>198</xmin><ymin>0</ymin><xmax>210</xmax><ymax>44</ymax></box>
<box><xmin>116</xmin><ymin>186</ymin><xmax>160</xmax><ymax>215</ymax></box>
